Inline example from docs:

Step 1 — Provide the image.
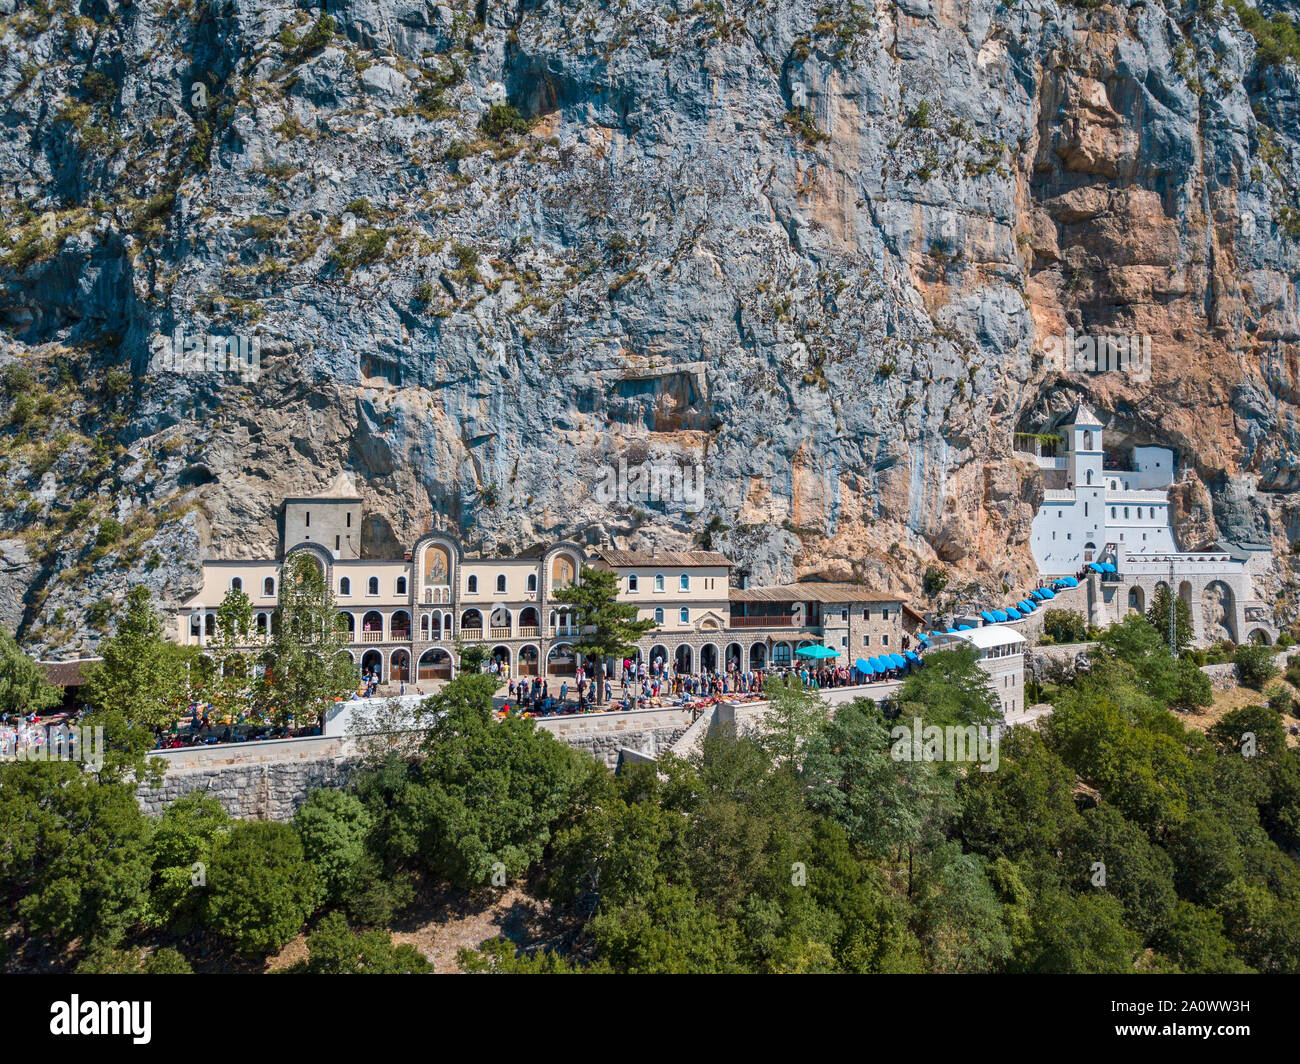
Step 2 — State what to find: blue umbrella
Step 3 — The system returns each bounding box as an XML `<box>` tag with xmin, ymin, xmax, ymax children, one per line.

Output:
<box><xmin>888</xmin><ymin>653</ymin><xmax>907</xmax><ymax>669</ymax></box>
<box><xmin>904</xmin><ymin>650</ymin><xmax>921</xmax><ymax>665</ymax></box>
<box><xmin>855</xmin><ymin>658</ymin><xmax>874</xmax><ymax>674</ymax></box>
<box><xmin>1006</xmin><ymin>606</ymin><xmax>1022</xmax><ymax>619</ymax></box>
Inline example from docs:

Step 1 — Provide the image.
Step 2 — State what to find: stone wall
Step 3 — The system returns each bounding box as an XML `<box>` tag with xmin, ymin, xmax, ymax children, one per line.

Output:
<box><xmin>137</xmin><ymin>709</ymin><xmax>699</xmax><ymax>818</ymax></box>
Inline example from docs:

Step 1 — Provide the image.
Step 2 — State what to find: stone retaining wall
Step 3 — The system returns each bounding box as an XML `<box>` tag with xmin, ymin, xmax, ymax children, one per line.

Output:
<box><xmin>137</xmin><ymin>712</ymin><xmax>696</xmax><ymax>819</ymax></box>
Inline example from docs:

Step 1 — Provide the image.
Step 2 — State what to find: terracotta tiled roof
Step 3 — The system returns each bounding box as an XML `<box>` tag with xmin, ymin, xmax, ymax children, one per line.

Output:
<box><xmin>37</xmin><ymin>659</ymin><xmax>101</xmax><ymax>687</ymax></box>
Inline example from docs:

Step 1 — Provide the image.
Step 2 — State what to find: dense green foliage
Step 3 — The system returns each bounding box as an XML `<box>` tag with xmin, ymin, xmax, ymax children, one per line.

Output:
<box><xmin>1</xmin><ymin>612</ymin><xmax>1297</xmax><ymax>974</ymax></box>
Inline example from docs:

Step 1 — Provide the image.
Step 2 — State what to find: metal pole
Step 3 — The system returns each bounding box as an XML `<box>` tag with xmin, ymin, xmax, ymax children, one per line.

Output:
<box><xmin>1169</xmin><ymin>558</ymin><xmax>1177</xmax><ymax>659</ymax></box>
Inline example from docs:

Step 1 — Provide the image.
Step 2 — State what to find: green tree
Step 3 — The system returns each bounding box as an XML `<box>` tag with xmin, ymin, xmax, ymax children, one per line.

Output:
<box><xmin>207</xmin><ymin>586</ymin><xmax>254</xmax><ymax>722</ymax></box>
<box><xmin>295</xmin><ymin>788</ymin><xmax>373</xmax><ymax>903</ymax></box>
<box><xmin>896</xmin><ymin>646</ymin><xmax>1001</xmax><ymax>728</ymax></box>
<box><xmin>1208</xmin><ymin>703</ymin><xmax>1288</xmax><ymax>761</ymax></box>
<box><xmin>357</xmin><ymin>674</ymin><xmax>587</xmax><ymax>888</ymax></box>
<box><xmin>204</xmin><ymin>820</ymin><xmax>322</xmax><ymax>955</ymax></box>
<box><xmin>1040</xmin><ymin>608</ymin><xmax>1086</xmax><ymax>644</ymax></box>
<box><xmin>805</xmin><ymin>698</ymin><xmax>957</xmax><ymax>859</ymax></box>
<box><xmin>146</xmin><ymin>793</ymin><xmax>231</xmax><ymax>933</ymax></box>
<box><xmin>551</xmin><ymin>565</ymin><xmax>655</xmax><ymax>704</ymax></box>
<box><xmin>586</xmin><ymin>883</ymin><xmax>743</xmax><ymax>974</ymax></box>
<box><xmin>82</xmin><ymin>585</ymin><xmax>193</xmax><ymax>731</ymax></box>
<box><xmin>0</xmin><ymin>628</ymin><xmax>61</xmax><ymax>717</ymax></box>
<box><xmin>0</xmin><ymin>763</ymin><xmax>153</xmax><ymax>951</ymax></box>
<box><xmin>1013</xmin><ymin>890</ymin><xmax>1141</xmax><ymax>973</ymax></box>
<box><xmin>256</xmin><ymin>553</ymin><xmax>355</xmax><ymax>727</ymax></box>
<box><xmin>1233</xmin><ymin>643</ymin><xmax>1278</xmax><ymax>691</ymax></box>
<box><xmin>756</xmin><ymin>674</ymin><xmax>829</xmax><ymax>765</ymax></box>
<box><xmin>1060</xmin><ymin>803</ymin><xmax>1177</xmax><ymax>943</ymax></box>
<box><xmin>298</xmin><ymin>911</ymin><xmax>431</xmax><ymax>973</ymax></box>
<box><xmin>1146</xmin><ymin>583</ymin><xmax>1193</xmax><ymax>655</ymax></box>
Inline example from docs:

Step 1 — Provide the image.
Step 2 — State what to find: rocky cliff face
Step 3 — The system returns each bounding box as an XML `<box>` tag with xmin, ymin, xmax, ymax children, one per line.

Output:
<box><xmin>1</xmin><ymin>0</ymin><xmax>1298</xmax><ymax>654</ymax></box>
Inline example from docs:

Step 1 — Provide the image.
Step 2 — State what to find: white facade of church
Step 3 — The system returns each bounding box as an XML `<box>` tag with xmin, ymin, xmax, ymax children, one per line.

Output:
<box><xmin>1028</xmin><ymin>405</ymin><xmax>1178</xmax><ymax>573</ymax></box>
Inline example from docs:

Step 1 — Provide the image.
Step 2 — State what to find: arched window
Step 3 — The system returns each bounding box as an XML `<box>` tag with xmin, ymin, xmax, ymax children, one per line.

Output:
<box><xmin>654</xmin><ymin>607</ymin><xmax>664</xmax><ymax>624</ymax></box>
<box><xmin>496</xmin><ymin>574</ymin><xmax>506</xmax><ymax>593</ymax></box>
<box><xmin>1085</xmin><ymin>469</ymin><xmax>1093</xmax><ymax>484</ymax></box>
<box><xmin>367</xmin><ymin>576</ymin><xmax>379</xmax><ymax>595</ymax></box>
<box><xmin>1124</xmin><ymin>507</ymin><xmax>1130</xmax><ymax>519</ymax></box>
<box><xmin>679</xmin><ymin>607</ymin><xmax>690</xmax><ymax>624</ymax></box>
<box><xmin>263</xmin><ymin>577</ymin><xmax>275</xmax><ymax>597</ymax></box>
<box><xmin>396</xmin><ymin>576</ymin><xmax>407</xmax><ymax>595</ymax></box>
<box><xmin>654</xmin><ymin>573</ymin><xmax>665</xmax><ymax>592</ymax></box>
<box><xmin>527</xmin><ymin>573</ymin><xmax>537</xmax><ymax>593</ymax></box>
<box><xmin>339</xmin><ymin>577</ymin><xmax>351</xmax><ymax>596</ymax></box>
<box><xmin>230</xmin><ymin>576</ymin><xmax>242</xmax><ymax>592</ymax></box>
<box><xmin>1083</xmin><ymin>430</ymin><xmax>1093</xmax><ymax>450</ymax></box>
<box><xmin>679</xmin><ymin>574</ymin><xmax>690</xmax><ymax>592</ymax></box>
<box><xmin>628</xmin><ymin>573</ymin><xmax>639</xmax><ymax>592</ymax></box>
<box><xmin>468</xmin><ymin>575</ymin><xmax>478</xmax><ymax>593</ymax></box>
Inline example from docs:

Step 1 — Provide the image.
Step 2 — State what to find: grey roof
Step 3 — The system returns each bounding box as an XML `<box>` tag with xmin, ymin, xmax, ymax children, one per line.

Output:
<box><xmin>593</xmin><ymin>548</ymin><xmax>731</xmax><ymax>568</ymax></box>
<box><xmin>730</xmin><ymin>582</ymin><xmax>903</xmax><ymax>604</ymax></box>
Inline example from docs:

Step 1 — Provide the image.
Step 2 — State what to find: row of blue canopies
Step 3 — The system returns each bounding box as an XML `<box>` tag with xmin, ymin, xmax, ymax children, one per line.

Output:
<box><xmin>853</xmin><ymin>650</ymin><xmax>922</xmax><ymax>677</ymax></box>
<box><xmin>1087</xmin><ymin>561</ymin><xmax>1117</xmax><ymax>574</ymax></box>
<box><xmin>914</xmin><ymin>575</ymin><xmax>1084</xmax><ymax>648</ymax></box>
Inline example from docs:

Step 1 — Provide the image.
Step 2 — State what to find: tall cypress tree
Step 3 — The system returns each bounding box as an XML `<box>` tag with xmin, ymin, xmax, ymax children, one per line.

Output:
<box><xmin>256</xmin><ymin>553</ymin><xmax>356</xmax><ymax>728</ymax></box>
<box><xmin>551</xmin><ymin>565</ymin><xmax>655</xmax><ymax>704</ymax></box>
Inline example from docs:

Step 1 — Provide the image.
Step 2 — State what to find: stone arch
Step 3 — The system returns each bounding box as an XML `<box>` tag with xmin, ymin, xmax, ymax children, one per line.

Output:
<box><xmin>700</xmin><ymin>643</ymin><xmax>719</xmax><ymax>672</ymax></box>
<box><xmin>490</xmin><ymin>645</ymin><xmax>511</xmax><ymax>671</ymax></box>
<box><xmin>675</xmin><ymin>644</ymin><xmax>693</xmax><ymax>673</ymax></box>
<box><xmin>390</xmin><ymin>649</ymin><xmax>410</xmax><ymax>682</ymax></box>
<box><xmin>518</xmin><ymin>643</ymin><xmax>540</xmax><ymax>676</ymax></box>
<box><xmin>361</xmin><ymin>648</ymin><xmax>384</xmax><ymax>681</ymax></box>
<box><xmin>390</xmin><ymin>610</ymin><xmax>411</xmax><ymax>639</ymax></box>
<box><xmin>460</xmin><ymin>608</ymin><xmax>483</xmax><ymax>633</ymax></box>
<box><xmin>417</xmin><ymin>647</ymin><xmax>452</xmax><ymax>681</ymax></box>
<box><xmin>488</xmin><ymin>606</ymin><xmax>512</xmax><ymax>633</ymax></box>
<box><xmin>518</xmin><ymin>606</ymin><xmax>540</xmax><ymax>631</ymax></box>
<box><xmin>547</xmin><ymin>642</ymin><xmax>576</xmax><ymax>677</ymax></box>
<box><xmin>1201</xmin><ymin>580</ymin><xmax>1237</xmax><ymax>643</ymax></box>
<box><xmin>772</xmin><ymin>641</ymin><xmax>793</xmax><ymax>667</ymax></box>
<box><xmin>361</xmin><ymin>610</ymin><xmax>383</xmax><ymax>638</ymax></box>
<box><xmin>649</xmin><ymin>643</ymin><xmax>669</xmax><ymax>670</ymax></box>
<box><xmin>338</xmin><ymin>611</ymin><xmax>355</xmax><ymax>637</ymax></box>
<box><xmin>749</xmin><ymin>642</ymin><xmax>768</xmax><ymax>669</ymax></box>
<box><xmin>1247</xmin><ymin>628</ymin><xmax>1272</xmax><ymax>646</ymax></box>
<box><xmin>1127</xmin><ymin>585</ymin><xmax>1145</xmax><ymax>614</ymax></box>
<box><xmin>725</xmin><ymin>642</ymin><xmax>743</xmax><ymax>671</ymax></box>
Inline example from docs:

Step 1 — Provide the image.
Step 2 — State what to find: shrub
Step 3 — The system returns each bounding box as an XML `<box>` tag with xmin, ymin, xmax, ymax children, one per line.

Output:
<box><xmin>1234</xmin><ymin>643</ymin><xmax>1278</xmax><ymax>691</ymax></box>
<box><xmin>204</xmin><ymin>821</ymin><xmax>321</xmax><ymax>955</ymax></box>
<box><xmin>922</xmin><ymin>565</ymin><xmax>948</xmax><ymax>596</ymax></box>
<box><xmin>1041</xmin><ymin>608</ymin><xmax>1086</xmax><ymax>645</ymax></box>
<box><xmin>477</xmin><ymin>102</ymin><xmax>531</xmax><ymax>141</ymax></box>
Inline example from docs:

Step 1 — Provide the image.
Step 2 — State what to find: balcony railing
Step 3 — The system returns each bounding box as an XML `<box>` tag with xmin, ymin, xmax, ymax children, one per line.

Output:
<box><xmin>518</xmin><ymin>626</ymin><xmax>540</xmax><ymax>638</ymax></box>
<box><xmin>391</xmin><ymin>630</ymin><xmax>411</xmax><ymax>642</ymax></box>
<box><xmin>489</xmin><ymin>627</ymin><xmax>512</xmax><ymax>639</ymax></box>
<box><xmin>729</xmin><ymin>616</ymin><xmax>799</xmax><ymax>628</ymax></box>
<box><xmin>360</xmin><ymin>631</ymin><xmax>384</xmax><ymax>642</ymax></box>
<box><xmin>459</xmin><ymin>627</ymin><xmax>483</xmax><ymax>640</ymax></box>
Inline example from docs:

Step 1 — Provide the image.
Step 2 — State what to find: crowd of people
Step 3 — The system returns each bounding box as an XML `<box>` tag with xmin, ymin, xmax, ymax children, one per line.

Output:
<box><xmin>497</xmin><ymin>652</ymin><xmax>918</xmax><ymax>718</ymax></box>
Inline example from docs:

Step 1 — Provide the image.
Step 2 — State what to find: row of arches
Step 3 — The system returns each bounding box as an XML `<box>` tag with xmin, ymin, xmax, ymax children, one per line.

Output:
<box><xmin>350</xmin><ymin>638</ymin><xmax>836</xmax><ymax>685</ymax></box>
<box><xmin>1122</xmin><ymin>578</ymin><xmax>1271</xmax><ymax>644</ymax></box>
